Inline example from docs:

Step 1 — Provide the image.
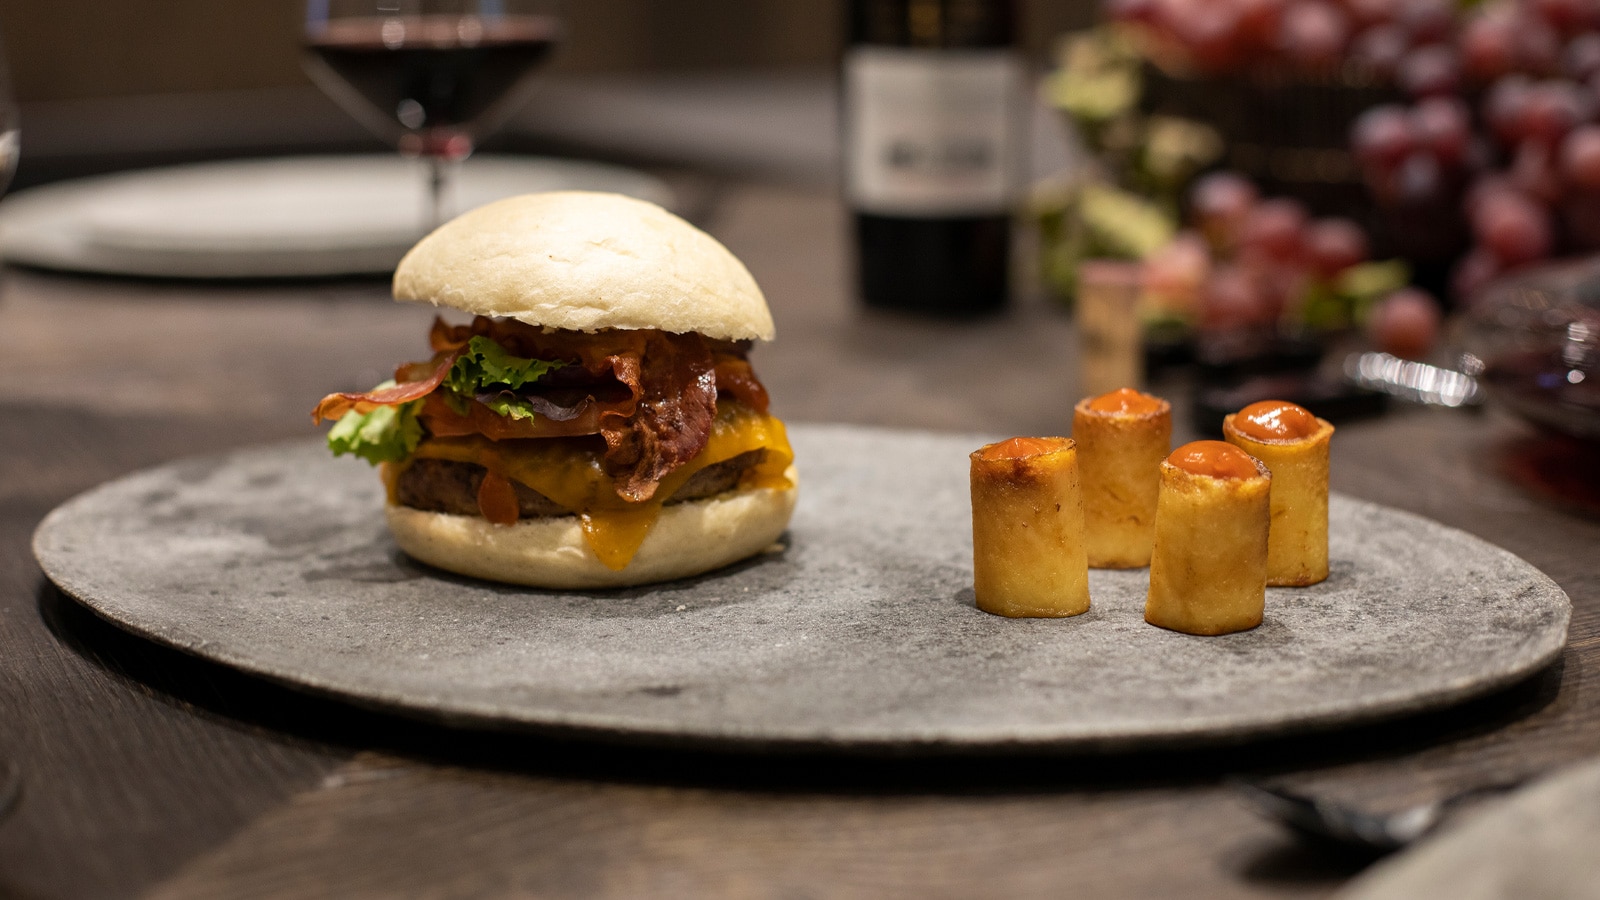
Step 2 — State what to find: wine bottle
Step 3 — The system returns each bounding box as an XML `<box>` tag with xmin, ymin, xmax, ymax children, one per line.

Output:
<box><xmin>844</xmin><ymin>0</ymin><xmax>1023</xmax><ymax>315</ymax></box>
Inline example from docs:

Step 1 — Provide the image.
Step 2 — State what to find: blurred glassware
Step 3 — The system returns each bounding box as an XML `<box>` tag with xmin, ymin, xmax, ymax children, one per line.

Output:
<box><xmin>0</xmin><ymin>26</ymin><xmax>18</xmax><ymax>195</ymax></box>
<box><xmin>1342</xmin><ymin>351</ymin><xmax>1483</xmax><ymax>408</ymax></box>
<box><xmin>302</xmin><ymin>0</ymin><xmax>562</xmax><ymax>231</ymax></box>
<box><xmin>1458</xmin><ymin>256</ymin><xmax>1600</xmax><ymax>441</ymax></box>
<box><xmin>0</xmin><ymin>27</ymin><xmax>20</xmax><ymax>825</ymax></box>
<box><xmin>1077</xmin><ymin>259</ymin><xmax>1145</xmax><ymax>396</ymax></box>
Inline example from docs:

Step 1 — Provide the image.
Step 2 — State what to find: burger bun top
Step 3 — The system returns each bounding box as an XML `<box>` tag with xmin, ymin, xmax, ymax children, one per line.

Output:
<box><xmin>393</xmin><ymin>191</ymin><xmax>774</xmax><ymax>342</ymax></box>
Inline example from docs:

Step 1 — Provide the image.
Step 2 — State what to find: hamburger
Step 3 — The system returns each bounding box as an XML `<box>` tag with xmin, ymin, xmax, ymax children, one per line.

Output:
<box><xmin>313</xmin><ymin>191</ymin><xmax>797</xmax><ymax>589</ymax></box>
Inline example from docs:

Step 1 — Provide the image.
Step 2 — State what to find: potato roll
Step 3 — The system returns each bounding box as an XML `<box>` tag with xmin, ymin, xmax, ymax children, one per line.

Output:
<box><xmin>1072</xmin><ymin>388</ymin><xmax>1171</xmax><ymax>569</ymax></box>
<box><xmin>1145</xmin><ymin>441</ymin><xmax>1270</xmax><ymax>636</ymax></box>
<box><xmin>970</xmin><ymin>437</ymin><xmax>1091</xmax><ymax>618</ymax></box>
<box><xmin>1223</xmin><ymin>400</ymin><xmax>1334</xmax><ymax>587</ymax></box>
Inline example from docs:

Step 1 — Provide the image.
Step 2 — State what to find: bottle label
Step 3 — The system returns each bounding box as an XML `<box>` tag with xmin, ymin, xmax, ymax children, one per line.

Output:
<box><xmin>844</xmin><ymin>46</ymin><xmax>1023</xmax><ymax>217</ymax></box>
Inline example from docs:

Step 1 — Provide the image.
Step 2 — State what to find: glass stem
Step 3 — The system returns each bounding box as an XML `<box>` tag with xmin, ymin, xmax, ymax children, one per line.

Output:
<box><xmin>426</xmin><ymin>154</ymin><xmax>448</xmax><ymax>233</ymax></box>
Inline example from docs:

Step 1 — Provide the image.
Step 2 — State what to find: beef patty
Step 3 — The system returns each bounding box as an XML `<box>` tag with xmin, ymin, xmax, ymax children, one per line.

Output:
<box><xmin>394</xmin><ymin>450</ymin><xmax>767</xmax><ymax>519</ymax></box>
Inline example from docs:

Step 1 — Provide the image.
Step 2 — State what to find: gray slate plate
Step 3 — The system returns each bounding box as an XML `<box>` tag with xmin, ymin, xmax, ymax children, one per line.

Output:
<box><xmin>32</xmin><ymin>425</ymin><xmax>1570</xmax><ymax>752</ymax></box>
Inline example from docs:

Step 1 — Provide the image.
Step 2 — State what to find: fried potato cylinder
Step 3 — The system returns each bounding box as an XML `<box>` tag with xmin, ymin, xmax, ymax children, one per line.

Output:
<box><xmin>1223</xmin><ymin>400</ymin><xmax>1335</xmax><ymax>587</ymax></box>
<box><xmin>1145</xmin><ymin>441</ymin><xmax>1271</xmax><ymax>636</ymax></box>
<box><xmin>1072</xmin><ymin>388</ymin><xmax>1172</xmax><ymax>569</ymax></box>
<box><xmin>970</xmin><ymin>437</ymin><xmax>1090</xmax><ymax>618</ymax></box>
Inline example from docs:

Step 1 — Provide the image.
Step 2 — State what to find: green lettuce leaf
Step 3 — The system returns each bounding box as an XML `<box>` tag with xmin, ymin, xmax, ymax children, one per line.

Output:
<box><xmin>479</xmin><ymin>392</ymin><xmax>539</xmax><ymax>421</ymax></box>
<box><xmin>326</xmin><ymin>388</ymin><xmax>423</xmax><ymax>465</ymax></box>
<box><xmin>325</xmin><ymin>338</ymin><xmax>565</xmax><ymax>465</ymax></box>
<box><xmin>444</xmin><ymin>336</ymin><xmax>566</xmax><ymax>401</ymax></box>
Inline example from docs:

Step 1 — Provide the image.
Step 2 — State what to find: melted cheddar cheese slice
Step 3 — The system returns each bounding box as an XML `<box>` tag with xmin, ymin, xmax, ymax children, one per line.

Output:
<box><xmin>386</xmin><ymin>401</ymin><xmax>793</xmax><ymax>571</ymax></box>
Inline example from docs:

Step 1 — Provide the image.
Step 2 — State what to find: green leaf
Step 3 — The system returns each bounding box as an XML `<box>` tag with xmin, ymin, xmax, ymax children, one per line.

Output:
<box><xmin>1336</xmin><ymin>260</ymin><xmax>1410</xmax><ymax>301</ymax></box>
<box><xmin>326</xmin><ymin>395</ymin><xmax>423</xmax><ymax>466</ymax></box>
<box><xmin>445</xmin><ymin>336</ymin><xmax>565</xmax><ymax>397</ymax></box>
<box><xmin>445</xmin><ymin>336</ymin><xmax>565</xmax><ymax>417</ymax></box>
<box><xmin>1045</xmin><ymin>27</ymin><xmax>1144</xmax><ymax>125</ymax></box>
<box><xmin>1140</xmin><ymin>116</ymin><xmax>1224</xmax><ymax>190</ymax></box>
<box><xmin>1298</xmin><ymin>281</ymin><xmax>1352</xmax><ymax>331</ymax></box>
<box><xmin>480</xmin><ymin>392</ymin><xmax>539</xmax><ymax>421</ymax></box>
<box><xmin>1335</xmin><ymin>259</ymin><xmax>1412</xmax><ymax>326</ymax></box>
<box><xmin>1080</xmin><ymin>182</ymin><xmax>1177</xmax><ymax>260</ymax></box>
<box><xmin>324</xmin><ymin>338</ymin><xmax>566</xmax><ymax>464</ymax></box>
<box><xmin>1047</xmin><ymin>66</ymin><xmax>1141</xmax><ymax>124</ymax></box>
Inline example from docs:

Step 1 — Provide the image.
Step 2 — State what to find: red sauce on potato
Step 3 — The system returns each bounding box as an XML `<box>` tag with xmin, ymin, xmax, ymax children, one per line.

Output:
<box><xmin>1232</xmin><ymin>400</ymin><xmax>1319</xmax><ymax>441</ymax></box>
<box><xmin>977</xmin><ymin>436</ymin><xmax>1073</xmax><ymax>461</ymax></box>
<box><xmin>1085</xmin><ymin>387</ymin><xmax>1165</xmax><ymax>415</ymax></box>
<box><xmin>1168</xmin><ymin>441</ymin><xmax>1261</xmax><ymax>479</ymax></box>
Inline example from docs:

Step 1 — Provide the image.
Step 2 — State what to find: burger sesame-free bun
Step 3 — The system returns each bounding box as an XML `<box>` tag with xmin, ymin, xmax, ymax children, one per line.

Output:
<box><xmin>393</xmin><ymin>191</ymin><xmax>775</xmax><ymax>342</ymax></box>
<box><xmin>385</xmin><ymin>473</ymin><xmax>798</xmax><ymax>589</ymax></box>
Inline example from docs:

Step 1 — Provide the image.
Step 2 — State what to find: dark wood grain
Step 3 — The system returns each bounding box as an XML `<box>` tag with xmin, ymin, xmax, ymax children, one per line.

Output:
<box><xmin>0</xmin><ymin>182</ymin><xmax>1596</xmax><ymax>899</ymax></box>
<box><xmin>0</xmin><ymin>405</ymin><xmax>350</xmax><ymax>899</ymax></box>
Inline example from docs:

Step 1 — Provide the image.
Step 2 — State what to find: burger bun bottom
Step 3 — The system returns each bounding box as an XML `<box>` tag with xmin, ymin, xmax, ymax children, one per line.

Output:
<box><xmin>386</xmin><ymin>474</ymin><xmax>798</xmax><ymax>590</ymax></box>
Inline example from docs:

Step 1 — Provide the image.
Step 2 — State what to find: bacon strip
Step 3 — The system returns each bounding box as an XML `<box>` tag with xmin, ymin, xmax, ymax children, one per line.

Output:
<box><xmin>713</xmin><ymin>352</ymin><xmax>769</xmax><ymax>413</ymax></box>
<box><xmin>430</xmin><ymin>317</ymin><xmax>473</xmax><ymax>353</ymax></box>
<box><xmin>311</xmin><ymin>352</ymin><xmax>459</xmax><ymax>424</ymax></box>
<box><xmin>417</xmin><ymin>390</ymin><xmax>614</xmax><ymax>440</ymax></box>
<box><xmin>316</xmin><ymin>316</ymin><xmax>766</xmax><ymax>503</ymax></box>
<box><xmin>413</xmin><ymin>333</ymin><xmax>645</xmax><ymax>440</ymax></box>
<box><xmin>598</xmin><ymin>331</ymin><xmax>718</xmax><ymax>502</ymax></box>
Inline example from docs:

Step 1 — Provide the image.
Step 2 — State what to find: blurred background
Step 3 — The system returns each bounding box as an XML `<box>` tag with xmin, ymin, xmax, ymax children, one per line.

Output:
<box><xmin>5</xmin><ymin>7</ymin><xmax>1600</xmax><ymax>900</ymax></box>
<box><xmin>1</xmin><ymin>0</ymin><xmax>1597</xmax><ymax>449</ymax></box>
<box><xmin>0</xmin><ymin>0</ymin><xmax>1091</xmax><ymax>188</ymax></box>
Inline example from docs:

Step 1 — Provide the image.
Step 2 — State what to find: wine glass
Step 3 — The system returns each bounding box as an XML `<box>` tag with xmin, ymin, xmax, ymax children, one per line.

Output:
<box><xmin>0</xmin><ymin>26</ymin><xmax>18</xmax><ymax>196</ymax></box>
<box><xmin>0</xmin><ymin>28</ymin><xmax>18</xmax><ymax>823</ymax></box>
<box><xmin>302</xmin><ymin>0</ymin><xmax>562</xmax><ymax>232</ymax></box>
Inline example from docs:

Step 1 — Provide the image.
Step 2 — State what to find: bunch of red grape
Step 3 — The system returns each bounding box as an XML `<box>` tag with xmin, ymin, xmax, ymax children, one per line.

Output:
<box><xmin>1105</xmin><ymin>0</ymin><xmax>1472</xmax><ymax>78</ymax></box>
<box><xmin>1144</xmin><ymin>171</ymin><xmax>1443</xmax><ymax>356</ymax></box>
<box><xmin>1109</xmin><ymin>0</ymin><xmax>1600</xmax><ymax>303</ymax></box>
<box><xmin>1343</xmin><ymin>0</ymin><xmax>1600</xmax><ymax>299</ymax></box>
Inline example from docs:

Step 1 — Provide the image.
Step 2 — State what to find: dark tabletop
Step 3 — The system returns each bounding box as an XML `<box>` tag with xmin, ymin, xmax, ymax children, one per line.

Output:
<box><xmin>1</xmin><ymin>178</ymin><xmax>1598</xmax><ymax>900</ymax></box>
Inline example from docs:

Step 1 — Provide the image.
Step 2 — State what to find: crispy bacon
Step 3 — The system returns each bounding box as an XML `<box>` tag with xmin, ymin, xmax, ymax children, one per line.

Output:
<box><xmin>316</xmin><ymin>316</ymin><xmax>768</xmax><ymax>502</ymax></box>
<box><xmin>599</xmin><ymin>331</ymin><xmax>718</xmax><ymax>502</ymax></box>
<box><xmin>417</xmin><ymin>390</ymin><xmax>614</xmax><ymax>440</ymax></box>
<box><xmin>430</xmin><ymin>316</ymin><xmax>474</xmax><ymax>353</ymax></box>
<box><xmin>311</xmin><ymin>352</ymin><xmax>459</xmax><ymax>424</ymax></box>
<box><xmin>713</xmin><ymin>352</ymin><xmax>769</xmax><ymax>413</ymax></box>
<box><xmin>488</xmin><ymin>390</ymin><xmax>586</xmax><ymax>422</ymax></box>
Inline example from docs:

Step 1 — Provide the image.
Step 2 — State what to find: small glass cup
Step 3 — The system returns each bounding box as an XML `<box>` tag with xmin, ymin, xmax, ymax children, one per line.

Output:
<box><xmin>0</xmin><ymin>27</ymin><xmax>18</xmax><ymax>195</ymax></box>
<box><xmin>1076</xmin><ymin>260</ymin><xmax>1146</xmax><ymax>397</ymax></box>
<box><xmin>1458</xmin><ymin>257</ymin><xmax>1600</xmax><ymax>442</ymax></box>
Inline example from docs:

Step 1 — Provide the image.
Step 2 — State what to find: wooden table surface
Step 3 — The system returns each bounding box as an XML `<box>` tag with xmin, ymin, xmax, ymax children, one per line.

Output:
<box><xmin>1</xmin><ymin>178</ymin><xmax>1598</xmax><ymax>900</ymax></box>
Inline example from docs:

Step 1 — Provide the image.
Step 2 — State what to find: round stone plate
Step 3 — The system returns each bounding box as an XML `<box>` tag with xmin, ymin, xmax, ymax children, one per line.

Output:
<box><xmin>32</xmin><ymin>425</ymin><xmax>1570</xmax><ymax>752</ymax></box>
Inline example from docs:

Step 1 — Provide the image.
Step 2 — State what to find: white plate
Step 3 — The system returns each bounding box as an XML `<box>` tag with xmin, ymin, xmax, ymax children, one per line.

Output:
<box><xmin>0</xmin><ymin>155</ymin><xmax>673</xmax><ymax>279</ymax></box>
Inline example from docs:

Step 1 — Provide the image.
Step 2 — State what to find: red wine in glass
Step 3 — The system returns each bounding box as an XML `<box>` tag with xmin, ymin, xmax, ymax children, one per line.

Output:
<box><xmin>304</xmin><ymin>9</ymin><xmax>561</xmax><ymax>229</ymax></box>
<box><xmin>307</xmin><ymin>16</ymin><xmax>557</xmax><ymax>138</ymax></box>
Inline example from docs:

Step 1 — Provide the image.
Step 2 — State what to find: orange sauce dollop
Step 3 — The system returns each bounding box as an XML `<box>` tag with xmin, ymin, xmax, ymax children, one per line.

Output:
<box><xmin>1167</xmin><ymin>441</ymin><xmax>1261</xmax><ymax>480</ymax></box>
<box><xmin>1084</xmin><ymin>387</ymin><xmax>1165</xmax><ymax>415</ymax></box>
<box><xmin>476</xmin><ymin>471</ymin><xmax>521</xmax><ymax>525</ymax></box>
<box><xmin>1232</xmin><ymin>400</ymin><xmax>1319</xmax><ymax>441</ymax></box>
<box><xmin>977</xmin><ymin>436</ymin><xmax>1073</xmax><ymax>461</ymax></box>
